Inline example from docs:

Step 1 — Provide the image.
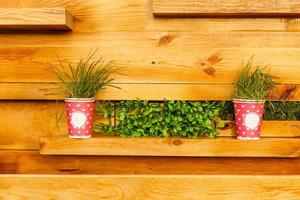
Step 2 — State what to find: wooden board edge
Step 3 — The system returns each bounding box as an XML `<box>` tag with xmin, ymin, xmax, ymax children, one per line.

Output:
<box><xmin>65</xmin><ymin>8</ymin><xmax>74</xmax><ymax>31</ymax></box>
<box><xmin>39</xmin><ymin>136</ymin><xmax>300</xmax><ymax>157</ymax></box>
<box><xmin>153</xmin><ymin>12</ymin><xmax>300</xmax><ymax>18</ymax></box>
<box><xmin>1</xmin><ymin>174</ymin><xmax>300</xmax><ymax>178</ymax></box>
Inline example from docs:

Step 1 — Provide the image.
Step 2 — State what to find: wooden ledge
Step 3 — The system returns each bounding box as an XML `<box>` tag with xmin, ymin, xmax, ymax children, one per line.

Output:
<box><xmin>40</xmin><ymin>136</ymin><xmax>300</xmax><ymax>157</ymax></box>
<box><xmin>0</xmin><ymin>8</ymin><xmax>73</xmax><ymax>31</ymax></box>
<box><xmin>153</xmin><ymin>0</ymin><xmax>300</xmax><ymax>17</ymax></box>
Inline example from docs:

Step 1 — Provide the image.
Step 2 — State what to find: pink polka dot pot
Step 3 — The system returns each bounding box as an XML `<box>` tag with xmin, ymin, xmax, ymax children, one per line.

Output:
<box><xmin>65</xmin><ymin>98</ymin><xmax>95</xmax><ymax>138</ymax></box>
<box><xmin>233</xmin><ymin>99</ymin><xmax>265</xmax><ymax>140</ymax></box>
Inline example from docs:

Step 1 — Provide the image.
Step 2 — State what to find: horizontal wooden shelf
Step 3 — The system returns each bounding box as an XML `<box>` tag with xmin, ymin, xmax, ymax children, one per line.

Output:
<box><xmin>0</xmin><ymin>8</ymin><xmax>73</xmax><ymax>30</ymax></box>
<box><xmin>153</xmin><ymin>0</ymin><xmax>300</xmax><ymax>17</ymax></box>
<box><xmin>40</xmin><ymin>136</ymin><xmax>300</xmax><ymax>157</ymax></box>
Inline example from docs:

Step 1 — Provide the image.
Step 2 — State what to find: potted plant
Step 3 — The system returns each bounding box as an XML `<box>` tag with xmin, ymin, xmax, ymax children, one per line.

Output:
<box><xmin>233</xmin><ymin>57</ymin><xmax>276</xmax><ymax>140</ymax></box>
<box><xmin>49</xmin><ymin>49</ymin><xmax>117</xmax><ymax>138</ymax></box>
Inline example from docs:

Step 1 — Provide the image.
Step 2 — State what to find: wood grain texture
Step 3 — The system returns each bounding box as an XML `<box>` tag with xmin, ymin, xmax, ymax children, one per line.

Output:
<box><xmin>0</xmin><ymin>83</ymin><xmax>299</xmax><ymax>100</ymax></box>
<box><xmin>0</xmin><ymin>83</ymin><xmax>234</xmax><ymax>100</ymax></box>
<box><xmin>2</xmin><ymin>150</ymin><xmax>300</xmax><ymax>175</ymax></box>
<box><xmin>1</xmin><ymin>35</ymin><xmax>300</xmax><ymax>84</ymax></box>
<box><xmin>40</xmin><ymin>137</ymin><xmax>300</xmax><ymax>157</ymax></box>
<box><xmin>0</xmin><ymin>175</ymin><xmax>300</xmax><ymax>199</ymax></box>
<box><xmin>0</xmin><ymin>101</ymin><xmax>66</xmax><ymax>150</ymax></box>
<box><xmin>153</xmin><ymin>0</ymin><xmax>300</xmax><ymax>17</ymax></box>
<box><xmin>0</xmin><ymin>8</ymin><xmax>73</xmax><ymax>30</ymax></box>
<box><xmin>0</xmin><ymin>2</ymin><xmax>298</xmax><ymax>197</ymax></box>
<box><xmin>2</xmin><ymin>0</ymin><xmax>300</xmax><ymax>32</ymax></box>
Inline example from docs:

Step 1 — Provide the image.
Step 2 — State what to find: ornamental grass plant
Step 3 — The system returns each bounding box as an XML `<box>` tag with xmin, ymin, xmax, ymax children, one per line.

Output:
<box><xmin>234</xmin><ymin>57</ymin><xmax>276</xmax><ymax>100</ymax></box>
<box><xmin>48</xmin><ymin>49</ymin><xmax>118</xmax><ymax>98</ymax></box>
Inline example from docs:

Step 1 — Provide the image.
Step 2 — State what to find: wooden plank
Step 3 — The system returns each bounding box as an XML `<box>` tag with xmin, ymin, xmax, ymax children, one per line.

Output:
<box><xmin>153</xmin><ymin>0</ymin><xmax>300</xmax><ymax>17</ymax></box>
<box><xmin>0</xmin><ymin>8</ymin><xmax>73</xmax><ymax>30</ymax></box>
<box><xmin>2</xmin><ymin>150</ymin><xmax>300</xmax><ymax>175</ymax></box>
<box><xmin>0</xmin><ymin>83</ymin><xmax>234</xmax><ymax>100</ymax></box>
<box><xmin>0</xmin><ymin>175</ymin><xmax>300</xmax><ymax>199</ymax></box>
<box><xmin>40</xmin><ymin>137</ymin><xmax>300</xmax><ymax>157</ymax></box>
<box><xmin>0</xmin><ymin>101</ymin><xmax>66</xmax><ymax>150</ymax></box>
<box><xmin>1</xmin><ymin>0</ymin><xmax>300</xmax><ymax>32</ymax></box>
<box><xmin>0</xmin><ymin>83</ymin><xmax>299</xmax><ymax>101</ymax></box>
<box><xmin>1</xmin><ymin>35</ymin><xmax>300</xmax><ymax>83</ymax></box>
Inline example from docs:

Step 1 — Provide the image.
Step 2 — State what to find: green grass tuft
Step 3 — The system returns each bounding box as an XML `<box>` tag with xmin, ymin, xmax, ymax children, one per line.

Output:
<box><xmin>264</xmin><ymin>101</ymin><xmax>300</xmax><ymax>120</ymax></box>
<box><xmin>48</xmin><ymin>48</ymin><xmax>118</xmax><ymax>98</ymax></box>
<box><xmin>234</xmin><ymin>57</ymin><xmax>276</xmax><ymax>100</ymax></box>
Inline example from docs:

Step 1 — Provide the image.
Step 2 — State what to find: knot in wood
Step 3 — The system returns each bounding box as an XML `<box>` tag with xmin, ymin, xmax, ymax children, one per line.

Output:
<box><xmin>204</xmin><ymin>67</ymin><xmax>216</xmax><ymax>76</ymax></box>
<box><xmin>158</xmin><ymin>34</ymin><xmax>176</xmax><ymax>46</ymax></box>
<box><xmin>173</xmin><ymin>139</ymin><xmax>183</xmax><ymax>146</ymax></box>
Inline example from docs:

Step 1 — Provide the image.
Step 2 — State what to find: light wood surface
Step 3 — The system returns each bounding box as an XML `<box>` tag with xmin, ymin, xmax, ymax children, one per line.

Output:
<box><xmin>40</xmin><ymin>137</ymin><xmax>300</xmax><ymax>157</ymax></box>
<box><xmin>0</xmin><ymin>83</ymin><xmax>235</xmax><ymax>100</ymax></box>
<box><xmin>0</xmin><ymin>1</ymin><xmax>299</xmax><ymax>198</ymax></box>
<box><xmin>1</xmin><ymin>83</ymin><xmax>299</xmax><ymax>100</ymax></box>
<box><xmin>0</xmin><ymin>101</ymin><xmax>66</xmax><ymax>150</ymax></box>
<box><xmin>2</xmin><ymin>150</ymin><xmax>300</xmax><ymax>175</ymax></box>
<box><xmin>1</xmin><ymin>35</ymin><xmax>300</xmax><ymax>84</ymax></box>
<box><xmin>153</xmin><ymin>0</ymin><xmax>300</xmax><ymax>17</ymax></box>
<box><xmin>0</xmin><ymin>8</ymin><xmax>73</xmax><ymax>30</ymax></box>
<box><xmin>0</xmin><ymin>2</ymin><xmax>299</xmax><ymax>87</ymax></box>
<box><xmin>1</xmin><ymin>0</ymin><xmax>300</xmax><ymax>32</ymax></box>
<box><xmin>0</xmin><ymin>175</ymin><xmax>300</xmax><ymax>199</ymax></box>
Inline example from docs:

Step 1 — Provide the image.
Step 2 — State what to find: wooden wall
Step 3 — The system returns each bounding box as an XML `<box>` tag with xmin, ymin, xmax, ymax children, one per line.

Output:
<box><xmin>0</xmin><ymin>0</ymin><xmax>300</xmax><ymax>199</ymax></box>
